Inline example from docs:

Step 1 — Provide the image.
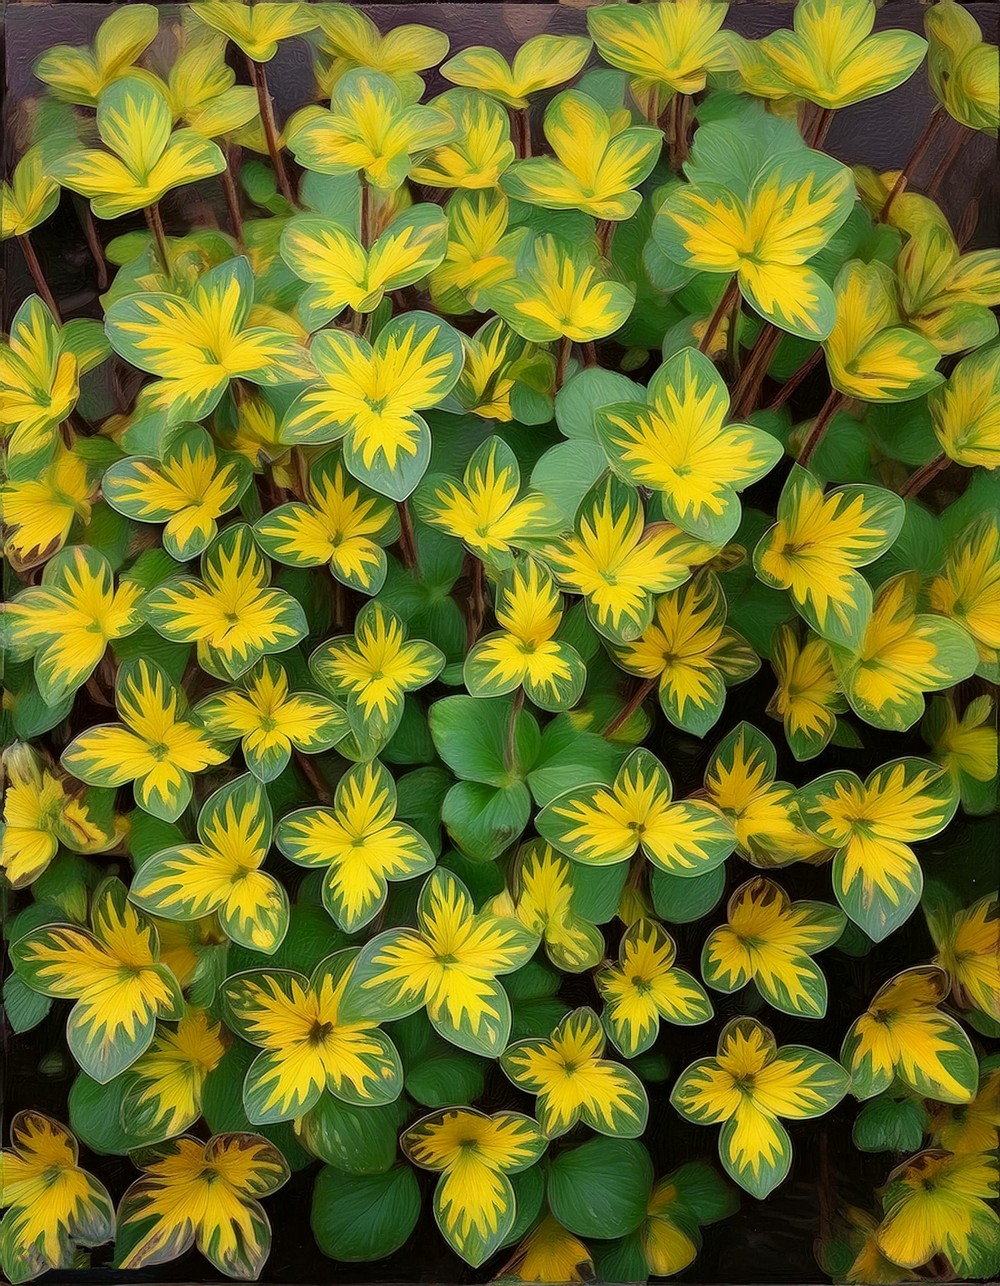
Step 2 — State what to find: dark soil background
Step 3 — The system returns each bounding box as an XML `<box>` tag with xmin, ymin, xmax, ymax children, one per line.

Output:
<box><xmin>2</xmin><ymin>3</ymin><xmax>999</xmax><ymax>1285</ymax></box>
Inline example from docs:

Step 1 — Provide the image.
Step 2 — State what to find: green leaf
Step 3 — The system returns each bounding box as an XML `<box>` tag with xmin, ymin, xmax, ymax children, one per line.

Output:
<box><xmin>548</xmin><ymin>1137</ymin><xmax>653</xmax><ymax>1238</ymax></box>
<box><xmin>311</xmin><ymin>1164</ymin><xmax>421</xmax><ymax>1262</ymax></box>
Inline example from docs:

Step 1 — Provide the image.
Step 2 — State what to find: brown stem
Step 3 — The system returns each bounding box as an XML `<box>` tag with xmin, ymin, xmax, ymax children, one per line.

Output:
<box><xmin>899</xmin><ymin>452</ymin><xmax>949</xmax><ymax>499</ymax></box>
<box><xmin>595</xmin><ymin>218</ymin><xmax>616</xmax><ymax>258</ymax></box>
<box><xmin>396</xmin><ymin>499</ymin><xmax>417</xmax><ymax>569</ymax></box>
<box><xmin>604</xmin><ymin>677</ymin><xmax>656</xmax><ymax>737</ymax></box>
<box><xmin>80</xmin><ymin>206</ymin><xmax>109</xmax><ymax>291</ymax></box>
<box><xmin>768</xmin><ymin>346</ymin><xmax>824</xmax><ymax>412</ymax></box>
<box><xmin>809</xmin><ymin>107</ymin><xmax>835</xmax><ymax>150</ymax></box>
<box><xmin>294</xmin><ymin>747</ymin><xmax>332</xmax><ymax>804</ymax></box>
<box><xmin>582</xmin><ymin>341</ymin><xmax>598</xmax><ymax>368</ymax></box>
<box><xmin>17</xmin><ymin>233</ymin><xmax>61</xmax><ymax>320</ymax></box>
<box><xmin>671</xmin><ymin>92</ymin><xmax>691</xmax><ymax>169</ymax></box>
<box><xmin>359</xmin><ymin>177</ymin><xmax>371</xmax><ymax>249</ymax></box>
<box><xmin>504</xmin><ymin>687</ymin><xmax>525</xmax><ymax>773</ymax></box>
<box><xmin>699</xmin><ymin>275</ymin><xmax>741</xmax><ymax>356</ymax></box>
<box><xmin>555</xmin><ymin>336</ymin><xmax>572</xmax><ymax>390</ymax></box>
<box><xmin>221</xmin><ymin>151</ymin><xmax>244</xmax><ymax>243</ymax></box>
<box><xmin>467</xmin><ymin>555</ymin><xmax>486</xmax><ymax>647</ymax></box>
<box><xmin>143</xmin><ymin>204</ymin><xmax>170</xmax><ymax>276</ymax></box>
<box><xmin>731</xmin><ymin>323</ymin><xmax>782</xmax><ymax>417</ymax></box>
<box><xmin>292</xmin><ymin>445</ymin><xmax>310</xmax><ymax>499</ymax></box>
<box><xmin>247</xmin><ymin>56</ymin><xmax>295</xmax><ymax>206</ymax></box>
<box><xmin>926</xmin><ymin>119</ymin><xmax>969</xmax><ymax>198</ymax></box>
<box><xmin>798</xmin><ymin>387</ymin><xmax>846</xmax><ymax>468</ymax></box>
<box><xmin>726</xmin><ymin>289</ymin><xmax>743</xmax><ymax>379</ymax></box>
<box><xmin>880</xmin><ymin>107</ymin><xmax>945</xmax><ymax>219</ymax></box>
<box><xmin>515</xmin><ymin>107</ymin><xmax>532</xmax><ymax>159</ymax></box>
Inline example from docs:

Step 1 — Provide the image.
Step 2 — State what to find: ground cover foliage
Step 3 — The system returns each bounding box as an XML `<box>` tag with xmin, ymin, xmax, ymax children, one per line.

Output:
<box><xmin>1</xmin><ymin>0</ymin><xmax>999</xmax><ymax>1282</ymax></box>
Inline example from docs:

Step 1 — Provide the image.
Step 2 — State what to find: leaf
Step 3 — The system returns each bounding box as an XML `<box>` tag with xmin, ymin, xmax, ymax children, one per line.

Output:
<box><xmin>547</xmin><ymin>1137</ymin><xmax>653</xmax><ymax>1239</ymax></box>
<box><xmin>310</xmin><ymin>1164</ymin><xmax>421</xmax><ymax>1262</ymax></box>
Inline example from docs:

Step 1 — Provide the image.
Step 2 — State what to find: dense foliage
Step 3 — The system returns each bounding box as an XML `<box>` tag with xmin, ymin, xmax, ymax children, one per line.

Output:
<box><xmin>1</xmin><ymin>0</ymin><xmax>999</xmax><ymax>1282</ymax></box>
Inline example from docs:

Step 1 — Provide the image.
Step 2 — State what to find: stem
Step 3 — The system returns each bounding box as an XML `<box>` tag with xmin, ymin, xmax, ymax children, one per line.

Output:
<box><xmin>467</xmin><ymin>555</ymin><xmax>486</xmax><ymax>647</ymax></box>
<box><xmin>595</xmin><ymin>218</ymin><xmax>616</xmax><ymax>258</ymax></box>
<box><xmin>359</xmin><ymin>177</ymin><xmax>371</xmax><ymax>249</ymax></box>
<box><xmin>604</xmin><ymin>677</ymin><xmax>656</xmax><ymax>738</ymax></box>
<box><xmin>880</xmin><ymin>107</ymin><xmax>945</xmax><ymax>219</ymax></box>
<box><xmin>582</xmin><ymin>341</ymin><xmax>598</xmax><ymax>368</ymax></box>
<box><xmin>809</xmin><ymin>107</ymin><xmax>835</xmax><ymax>150</ymax></box>
<box><xmin>768</xmin><ymin>346</ymin><xmax>824</xmax><ymax>412</ymax></box>
<box><xmin>504</xmin><ymin>687</ymin><xmax>525</xmax><ymax>773</ymax></box>
<box><xmin>798</xmin><ymin>387</ymin><xmax>846</xmax><ymax>469</ymax></box>
<box><xmin>726</xmin><ymin>290</ymin><xmax>743</xmax><ymax>379</ymax></box>
<box><xmin>221</xmin><ymin>150</ymin><xmax>244</xmax><ymax>243</ymax></box>
<box><xmin>396</xmin><ymin>499</ymin><xmax>417</xmax><ymax>569</ymax></box>
<box><xmin>515</xmin><ymin>107</ymin><xmax>532</xmax><ymax>159</ymax></box>
<box><xmin>555</xmin><ymin>336</ymin><xmax>572</xmax><ymax>390</ymax></box>
<box><xmin>731</xmin><ymin>323</ymin><xmax>782</xmax><ymax>417</ymax></box>
<box><xmin>670</xmin><ymin>92</ymin><xmax>691</xmax><ymax>169</ymax></box>
<box><xmin>143</xmin><ymin>204</ymin><xmax>170</xmax><ymax>276</ymax></box>
<box><xmin>899</xmin><ymin>452</ymin><xmax>949</xmax><ymax>499</ymax></box>
<box><xmin>17</xmin><ymin>233</ymin><xmax>61</xmax><ymax>320</ymax></box>
<box><xmin>294</xmin><ymin>747</ymin><xmax>332</xmax><ymax>804</ymax></box>
<box><xmin>247</xmin><ymin>56</ymin><xmax>295</xmax><ymax>206</ymax></box>
<box><xmin>292</xmin><ymin>445</ymin><xmax>310</xmax><ymax>499</ymax></box>
<box><xmin>699</xmin><ymin>275</ymin><xmax>740</xmax><ymax>356</ymax></box>
<box><xmin>926</xmin><ymin>120</ymin><xmax>969</xmax><ymax>198</ymax></box>
<box><xmin>80</xmin><ymin>205</ymin><xmax>109</xmax><ymax>291</ymax></box>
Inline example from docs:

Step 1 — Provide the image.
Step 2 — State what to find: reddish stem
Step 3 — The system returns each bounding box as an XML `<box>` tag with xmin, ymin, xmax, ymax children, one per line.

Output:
<box><xmin>143</xmin><ymin>204</ymin><xmax>170</xmax><ymax>276</ymax></box>
<box><xmin>768</xmin><ymin>347</ymin><xmax>824</xmax><ymax>412</ymax></box>
<box><xmin>604</xmin><ymin>677</ymin><xmax>656</xmax><ymax>737</ymax></box>
<box><xmin>926</xmin><ymin>119</ymin><xmax>969</xmax><ymax>198</ymax></box>
<box><xmin>899</xmin><ymin>453</ymin><xmax>949</xmax><ymax>499</ymax></box>
<box><xmin>880</xmin><ymin>107</ymin><xmax>945</xmax><ymax>219</ymax></box>
<box><xmin>396</xmin><ymin>499</ymin><xmax>417</xmax><ymax>569</ymax></box>
<box><xmin>699</xmin><ymin>275</ymin><xmax>740</xmax><ymax>356</ymax></box>
<box><xmin>247</xmin><ymin>56</ymin><xmax>295</xmax><ymax>206</ymax></box>
<box><xmin>798</xmin><ymin>387</ymin><xmax>846</xmax><ymax>468</ymax></box>
<box><xmin>17</xmin><ymin>232</ymin><xmax>61</xmax><ymax>320</ymax></box>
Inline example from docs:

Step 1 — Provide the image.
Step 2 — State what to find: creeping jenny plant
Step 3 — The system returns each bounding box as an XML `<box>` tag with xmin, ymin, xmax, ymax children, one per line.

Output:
<box><xmin>1</xmin><ymin>0</ymin><xmax>999</xmax><ymax>1282</ymax></box>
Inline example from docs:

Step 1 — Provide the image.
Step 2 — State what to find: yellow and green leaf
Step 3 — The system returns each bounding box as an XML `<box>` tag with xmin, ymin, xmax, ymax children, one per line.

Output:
<box><xmin>61</xmin><ymin>657</ymin><xmax>227</xmax><ymax>822</ymax></box>
<box><xmin>35</xmin><ymin>4</ymin><xmax>158</xmax><ymax>106</ymax></box>
<box><xmin>143</xmin><ymin>523</ymin><xmax>308</xmax><ymax>681</ymax></box>
<box><xmin>221</xmin><ymin>951</ymin><xmax>402</xmax><ymax>1123</ymax></box>
<box><xmin>441</xmin><ymin>34</ymin><xmax>592</xmax><ymax>110</ymax></box>
<box><xmin>401</xmin><ymin>1108</ymin><xmax>546</xmax><ymax>1267</ymax></box>
<box><xmin>537</xmin><ymin>746</ymin><xmax>735</xmax><ymax>877</ymax></box>
<box><xmin>345</xmin><ymin>868</ymin><xmax>537</xmax><ymax>1057</ymax></box>
<box><xmin>501</xmin><ymin>90</ymin><xmax>661</xmax><ymax>222</ymax></box>
<box><xmin>671</xmin><ymin>1017</ymin><xmax>848</xmax><ymax>1198</ymax></box>
<box><xmin>129</xmin><ymin>774</ymin><xmax>288</xmax><ymax>955</ymax></box>
<box><xmin>195</xmin><ymin>657</ymin><xmax>347</xmax><ymax>782</ymax></box>
<box><xmin>105</xmin><ymin>256</ymin><xmax>314</xmax><ymax>424</ymax></box>
<box><xmin>465</xmin><ymin>558</ymin><xmax>586</xmax><ymax>711</ymax></box>
<box><xmin>612</xmin><ymin>572</ymin><xmax>759</xmax><ymax>736</ymax></box>
<box><xmin>0</xmin><ymin>1111</ymin><xmax>114</xmax><ymax>1285</ymax></box>
<box><xmin>115</xmin><ymin>1132</ymin><xmax>288</xmax><ymax>1278</ymax></box>
<box><xmin>309</xmin><ymin>601</ymin><xmax>444</xmax><ymax>756</ymax></box>
<box><xmin>120</xmin><ymin>1008</ymin><xmax>228</xmax><ymax>1142</ymax></box>
<box><xmin>930</xmin><ymin>341</ymin><xmax>1000</xmax><ymax>468</ymax></box>
<box><xmin>411</xmin><ymin>89</ymin><xmax>516</xmax><ymax>191</ymax></box>
<box><xmin>543</xmin><ymin>473</ymin><xmax>704</xmax><ymax>643</ymax></box>
<box><xmin>898</xmin><ymin>222</ymin><xmax>1000</xmax><ymax>355</ymax></box>
<box><xmin>654</xmin><ymin>153</ymin><xmax>855</xmax><ymax>339</ymax></box>
<box><xmin>504</xmin><ymin>839</ymin><xmax>604</xmax><ymax>974</ymax></box>
<box><xmin>799</xmin><ymin>757</ymin><xmax>957</xmax><ymax>940</ymax></box>
<box><xmin>315</xmin><ymin>5</ymin><xmax>448</xmax><ymax>99</ymax></box>
<box><xmin>824</xmin><ymin>261</ymin><xmax>943</xmax><ymax>402</ymax></box>
<box><xmin>767</xmin><ymin>621</ymin><xmax>846</xmax><ymax>761</ymax></box>
<box><xmin>502</xmin><ymin>1006</ymin><xmax>649</xmax><ymax>1139</ymax></box>
<box><xmin>50</xmin><ymin>76</ymin><xmax>226</xmax><ymax>219</ymax></box>
<box><xmin>758</xmin><ymin>0</ymin><xmax>927</xmax><ymax>109</ymax></box>
<box><xmin>830</xmin><ymin>573</ymin><xmax>979</xmax><ymax>731</ymax></box>
<box><xmin>287</xmin><ymin>68</ymin><xmax>455</xmax><ymax>190</ymax></box>
<box><xmin>753</xmin><ymin>465</ymin><xmax>905</xmax><ymax>648</ymax></box>
<box><xmin>0</xmin><ymin>147</ymin><xmax>60</xmax><ymax>240</ymax></box>
<box><xmin>841</xmin><ymin>965</ymin><xmax>978</xmax><ymax>1102</ymax></box>
<box><xmin>10</xmin><ymin>878</ymin><xmax>184</xmax><ymax>1082</ymax></box>
<box><xmin>596</xmin><ymin>346</ymin><xmax>783</xmax><ymax>543</ymax></box>
<box><xmin>597</xmin><ymin>918</ymin><xmax>713</xmax><ymax>1057</ymax></box>
<box><xmin>191</xmin><ymin>1</ymin><xmax>317</xmax><ymax>63</ymax></box>
<box><xmin>280</xmin><ymin>204</ymin><xmax>447</xmax><ymax>330</ymax></box>
<box><xmin>485</xmin><ymin>234</ymin><xmax>635</xmax><ymax>344</ymax></box>
<box><xmin>702</xmin><ymin>877</ymin><xmax>845</xmax><ymax>1018</ymax></box>
<box><xmin>930</xmin><ymin>514</ymin><xmax>1000</xmax><ymax>679</ymax></box>
<box><xmin>2</xmin><ymin>545</ymin><xmax>144</xmax><ymax>707</ymax></box>
<box><xmin>102</xmin><ymin>424</ymin><xmax>251</xmax><ymax>561</ymax></box>
<box><xmin>280</xmin><ymin>311</ymin><xmax>463</xmax><ymax>499</ymax></box>
<box><xmin>414</xmin><ymin>436</ymin><xmax>560</xmax><ymax>566</ymax></box>
<box><xmin>276</xmin><ymin>759</ymin><xmax>435</xmax><ymax>933</ymax></box>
